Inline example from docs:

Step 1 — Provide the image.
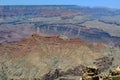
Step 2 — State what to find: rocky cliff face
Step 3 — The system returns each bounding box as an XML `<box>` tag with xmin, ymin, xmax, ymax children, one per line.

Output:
<box><xmin>0</xmin><ymin>23</ymin><xmax>120</xmax><ymax>47</ymax></box>
<box><xmin>0</xmin><ymin>34</ymin><xmax>119</xmax><ymax>79</ymax></box>
<box><xmin>34</xmin><ymin>23</ymin><xmax>120</xmax><ymax>46</ymax></box>
<box><xmin>0</xmin><ymin>6</ymin><xmax>120</xmax><ymax>79</ymax></box>
<box><xmin>0</xmin><ymin>6</ymin><xmax>120</xmax><ymax>47</ymax></box>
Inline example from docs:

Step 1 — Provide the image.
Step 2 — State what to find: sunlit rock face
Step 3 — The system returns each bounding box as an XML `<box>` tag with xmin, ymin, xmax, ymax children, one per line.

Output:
<box><xmin>0</xmin><ymin>34</ymin><xmax>119</xmax><ymax>79</ymax></box>
<box><xmin>0</xmin><ymin>23</ymin><xmax>120</xmax><ymax>46</ymax></box>
<box><xmin>33</xmin><ymin>23</ymin><xmax>120</xmax><ymax>46</ymax></box>
<box><xmin>0</xmin><ymin>6</ymin><xmax>120</xmax><ymax>46</ymax></box>
<box><xmin>0</xmin><ymin>6</ymin><xmax>120</xmax><ymax>80</ymax></box>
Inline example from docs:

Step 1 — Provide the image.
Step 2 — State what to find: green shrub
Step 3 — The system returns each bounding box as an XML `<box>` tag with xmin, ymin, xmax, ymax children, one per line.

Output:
<box><xmin>112</xmin><ymin>77</ymin><xmax>120</xmax><ymax>80</ymax></box>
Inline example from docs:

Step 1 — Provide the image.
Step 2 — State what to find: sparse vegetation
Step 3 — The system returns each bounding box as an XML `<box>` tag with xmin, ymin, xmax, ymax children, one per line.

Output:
<box><xmin>112</xmin><ymin>77</ymin><xmax>120</xmax><ymax>80</ymax></box>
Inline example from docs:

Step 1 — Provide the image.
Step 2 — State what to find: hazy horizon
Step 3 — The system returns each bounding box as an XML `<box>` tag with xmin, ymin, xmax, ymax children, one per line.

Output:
<box><xmin>0</xmin><ymin>0</ymin><xmax>120</xmax><ymax>9</ymax></box>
